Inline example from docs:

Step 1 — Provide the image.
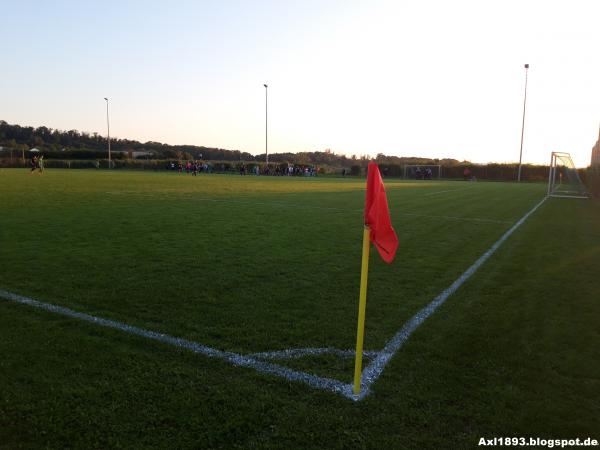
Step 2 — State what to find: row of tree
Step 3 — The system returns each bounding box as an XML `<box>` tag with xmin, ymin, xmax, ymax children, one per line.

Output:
<box><xmin>0</xmin><ymin>120</ymin><xmax>462</xmax><ymax>167</ymax></box>
<box><xmin>0</xmin><ymin>120</ymin><xmax>255</xmax><ymax>161</ymax></box>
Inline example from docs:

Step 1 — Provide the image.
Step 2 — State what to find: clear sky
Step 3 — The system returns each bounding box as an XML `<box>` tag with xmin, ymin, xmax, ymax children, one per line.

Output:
<box><xmin>1</xmin><ymin>0</ymin><xmax>598</xmax><ymax>166</ymax></box>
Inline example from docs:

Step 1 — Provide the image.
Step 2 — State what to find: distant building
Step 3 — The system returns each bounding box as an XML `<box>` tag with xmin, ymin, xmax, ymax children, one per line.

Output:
<box><xmin>592</xmin><ymin>125</ymin><xmax>600</xmax><ymax>166</ymax></box>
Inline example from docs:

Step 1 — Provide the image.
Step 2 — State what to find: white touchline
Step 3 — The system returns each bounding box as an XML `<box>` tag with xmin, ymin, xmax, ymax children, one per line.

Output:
<box><xmin>356</xmin><ymin>196</ymin><xmax>548</xmax><ymax>397</ymax></box>
<box><xmin>0</xmin><ymin>289</ymin><xmax>358</xmax><ymax>398</ymax></box>
<box><xmin>400</xmin><ymin>212</ymin><xmax>512</xmax><ymax>224</ymax></box>
<box><xmin>423</xmin><ymin>187</ymin><xmax>470</xmax><ymax>196</ymax></box>
<box><xmin>0</xmin><ymin>196</ymin><xmax>547</xmax><ymax>402</ymax></box>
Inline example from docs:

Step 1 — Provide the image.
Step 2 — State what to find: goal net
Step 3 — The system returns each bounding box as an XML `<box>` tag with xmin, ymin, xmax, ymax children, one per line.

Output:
<box><xmin>403</xmin><ymin>165</ymin><xmax>441</xmax><ymax>180</ymax></box>
<box><xmin>547</xmin><ymin>152</ymin><xmax>588</xmax><ymax>198</ymax></box>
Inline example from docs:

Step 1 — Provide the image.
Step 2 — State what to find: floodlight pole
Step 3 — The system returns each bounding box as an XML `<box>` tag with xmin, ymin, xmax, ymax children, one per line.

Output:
<box><xmin>517</xmin><ymin>64</ymin><xmax>529</xmax><ymax>182</ymax></box>
<box><xmin>264</xmin><ymin>84</ymin><xmax>268</xmax><ymax>166</ymax></box>
<box><xmin>104</xmin><ymin>97</ymin><xmax>111</xmax><ymax>169</ymax></box>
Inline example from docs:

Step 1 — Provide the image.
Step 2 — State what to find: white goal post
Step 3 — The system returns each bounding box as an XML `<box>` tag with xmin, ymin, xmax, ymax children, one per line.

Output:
<box><xmin>547</xmin><ymin>152</ymin><xmax>588</xmax><ymax>198</ymax></box>
<box><xmin>403</xmin><ymin>164</ymin><xmax>441</xmax><ymax>180</ymax></box>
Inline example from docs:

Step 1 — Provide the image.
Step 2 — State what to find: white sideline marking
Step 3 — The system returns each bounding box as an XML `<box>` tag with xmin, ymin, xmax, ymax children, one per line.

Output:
<box><xmin>0</xmin><ymin>289</ymin><xmax>357</xmax><ymax>399</ymax></box>
<box><xmin>0</xmin><ymin>196</ymin><xmax>547</xmax><ymax>401</ymax></box>
<box><xmin>356</xmin><ymin>196</ymin><xmax>547</xmax><ymax>396</ymax></box>
<box><xmin>423</xmin><ymin>188</ymin><xmax>470</xmax><ymax>196</ymax></box>
<box><xmin>400</xmin><ymin>212</ymin><xmax>511</xmax><ymax>224</ymax></box>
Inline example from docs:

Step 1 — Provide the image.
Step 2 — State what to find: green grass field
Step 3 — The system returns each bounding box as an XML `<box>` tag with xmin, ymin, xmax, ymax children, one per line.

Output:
<box><xmin>1</xmin><ymin>169</ymin><xmax>598</xmax><ymax>449</ymax></box>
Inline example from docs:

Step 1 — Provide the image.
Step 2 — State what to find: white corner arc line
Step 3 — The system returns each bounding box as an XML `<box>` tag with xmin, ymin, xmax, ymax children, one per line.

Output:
<box><xmin>357</xmin><ymin>196</ymin><xmax>547</xmax><ymax>394</ymax></box>
<box><xmin>249</xmin><ymin>348</ymin><xmax>380</xmax><ymax>360</ymax></box>
<box><xmin>0</xmin><ymin>290</ymin><xmax>358</xmax><ymax>400</ymax></box>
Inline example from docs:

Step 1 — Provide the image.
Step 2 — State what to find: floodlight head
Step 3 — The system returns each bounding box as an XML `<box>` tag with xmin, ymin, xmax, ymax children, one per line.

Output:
<box><xmin>524</xmin><ymin>64</ymin><xmax>529</xmax><ymax>69</ymax></box>
<box><xmin>104</xmin><ymin>97</ymin><xmax>108</xmax><ymax>101</ymax></box>
<box><xmin>264</xmin><ymin>84</ymin><xmax>268</xmax><ymax>88</ymax></box>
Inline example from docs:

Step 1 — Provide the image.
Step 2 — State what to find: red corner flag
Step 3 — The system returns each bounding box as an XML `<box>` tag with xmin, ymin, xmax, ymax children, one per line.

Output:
<box><xmin>364</xmin><ymin>162</ymin><xmax>399</xmax><ymax>263</ymax></box>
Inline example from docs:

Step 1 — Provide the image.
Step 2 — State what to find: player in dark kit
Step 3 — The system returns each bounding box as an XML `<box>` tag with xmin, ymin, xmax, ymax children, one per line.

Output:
<box><xmin>29</xmin><ymin>155</ymin><xmax>38</xmax><ymax>174</ymax></box>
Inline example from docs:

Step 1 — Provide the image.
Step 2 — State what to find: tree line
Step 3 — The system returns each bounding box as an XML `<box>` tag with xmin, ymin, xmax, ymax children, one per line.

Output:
<box><xmin>0</xmin><ymin>120</ymin><xmax>460</xmax><ymax>167</ymax></box>
<box><xmin>0</xmin><ymin>120</ymin><xmax>255</xmax><ymax>161</ymax></box>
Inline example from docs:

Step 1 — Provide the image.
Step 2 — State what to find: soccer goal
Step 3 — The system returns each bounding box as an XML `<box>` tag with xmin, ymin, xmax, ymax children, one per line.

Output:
<box><xmin>403</xmin><ymin>164</ymin><xmax>441</xmax><ymax>180</ymax></box>
<box><xmin>547</xmin><ymin>152</ymin><xmax>588</xmax><ymax>198</ymax></box>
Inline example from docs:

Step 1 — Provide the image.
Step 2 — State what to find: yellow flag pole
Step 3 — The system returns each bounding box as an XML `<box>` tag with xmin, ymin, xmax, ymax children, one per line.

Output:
<box><xmin>353</xmin><ymin>225</ymin><xmax>371</xmax><ymax>394</ymax></box>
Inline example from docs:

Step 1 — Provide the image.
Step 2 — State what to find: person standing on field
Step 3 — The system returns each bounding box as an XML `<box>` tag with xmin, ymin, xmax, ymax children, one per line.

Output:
<box><xmin>29</xmin><ymin>155</ymin><xmax>37</xmax><ymax>174</ymax></box>
<box><xmin>38</xmin><ymin>155</ymin><xmax>44</xmax><ymax>173</ymax></box>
